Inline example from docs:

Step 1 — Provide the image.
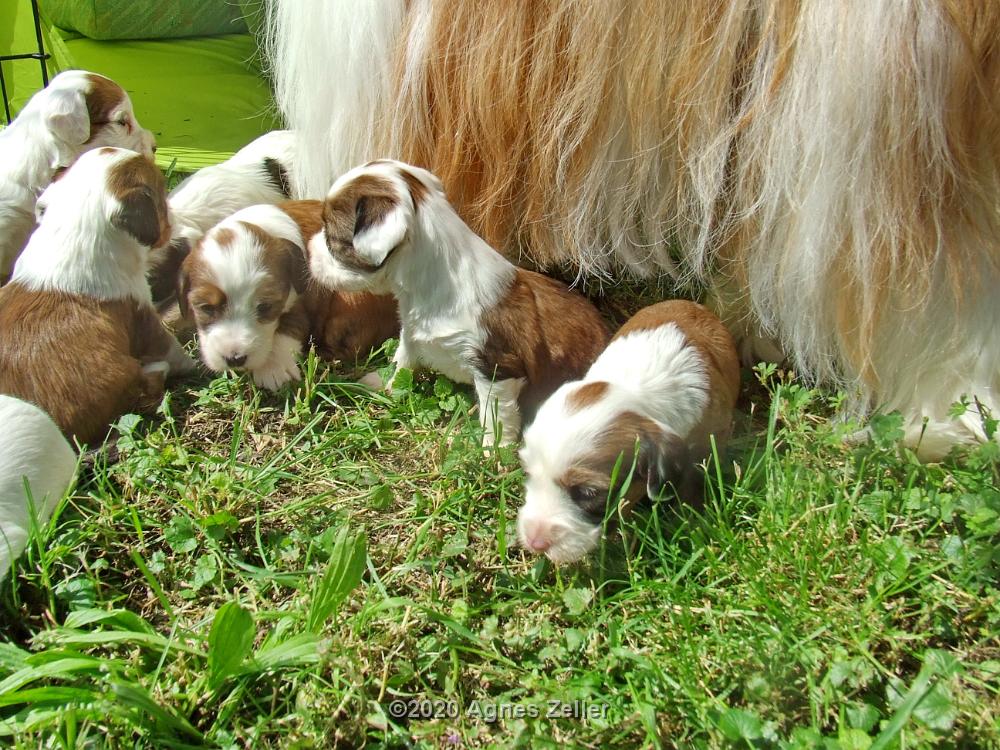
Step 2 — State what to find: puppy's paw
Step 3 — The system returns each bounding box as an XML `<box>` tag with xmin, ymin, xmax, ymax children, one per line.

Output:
<box><xmin>252</xmin><ymin>350</ymin><xmax>301</xmax><ymax>391</ymax></box>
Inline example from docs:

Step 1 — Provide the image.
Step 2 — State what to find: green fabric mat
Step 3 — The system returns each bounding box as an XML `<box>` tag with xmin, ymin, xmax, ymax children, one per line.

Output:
<box><xmin>1</xmin><ymin>0</ymin><xmax>279</xmax><ymax>172</ymax></box>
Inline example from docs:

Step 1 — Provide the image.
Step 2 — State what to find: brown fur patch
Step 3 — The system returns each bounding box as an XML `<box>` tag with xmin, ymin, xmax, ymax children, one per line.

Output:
<box><xmin>304</xmin><ymin>287</ymin><xmax>399</xmax><ymax>363</ymax></box>
<box><xmin>212</xmin><ymin>227</ymin><xmax>237</xmax><ymax>248</ymax></box>
<box><xmin>0</xmin><ymin>284</ymin><xmax>177</xmax><ymax>445</ymax></box>
<box><xmin>107</xmin><ymin>154</ymin><xmax>170</xmax><ymax>247</ymax></box>
<box><xmin>476</xmin><ymin>269</ymin><xmax>610</xmax><ymax>421</ymax></box>
<box><xmin>398</xmin><ymin>168</ymin><xmax>429</xmax><ymax>205</ymax></box>
<box><xmin>565</xmin><ymin>380</ymin><xmax>609</xmax><ymax>413</ymax></box>
<box><xmin>83</xmin><ymin>74</ymin><xmax>126</xmax><ymax>135</ymax></box>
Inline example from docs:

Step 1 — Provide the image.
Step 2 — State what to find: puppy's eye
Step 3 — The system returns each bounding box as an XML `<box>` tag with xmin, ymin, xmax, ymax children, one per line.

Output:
<box><xmin>567</xmin><ymin>484</ymin><xmax>607</xmax><ymax>518</ymax></box>
<box><xmin>256</xmin><ymin>302</ymin><xmax>274</xmax><ymax>318</ymax></box>
<box><xmin>197</xmin><ymin>303</ymin><xmax>218</xmax><ymax>316</ymax></box>
<box><xmin>117</xmin><ymin>116</ymin><xmax>132</xmax><ymax>133</ymax></box>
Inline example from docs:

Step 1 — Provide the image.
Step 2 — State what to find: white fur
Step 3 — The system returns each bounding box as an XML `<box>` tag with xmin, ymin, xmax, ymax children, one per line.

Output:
<box><xmin>517</xmin><ymin>325</ymin><xmax>709</xmax><ymax>563</ymax></box>
<box><xmin>263</xmin><ymin>2</ymin><xmax>405</xmax><ymax>198</ymax></box>
<box><xmin>190</xmin><ymin>206</ymin><xmax>304</xmax><ymax>387</ymax></box>
<box><xmin>168</xmin><ymin>130</ymin><xmax>298</xmax><ymax>247</ymax></box>
<box><xmin>308</xmin><ymin>160</ymin><xmax>518</xmax><ymax>445</ymax></box>
<box><xmin>12</xmin><ymin>148</ymin><xmax>158</xmax><ymax>304</ymax></box>
<box><xmin>0</xmin><ymin>70</ymin><xmax>154</xmax><ymax>280</ymax></box>
<box><xmin>0</xmin><ymin>396</ymin><xmax>76</xmax><ymax>581</ymax></box>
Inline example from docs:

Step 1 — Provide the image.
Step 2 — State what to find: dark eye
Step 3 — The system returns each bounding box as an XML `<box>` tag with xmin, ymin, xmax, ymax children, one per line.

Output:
<box><xmin>117</xmin><ymin>116</ymin><xmax>132</xmax><ymax>133</ymax></box>
<box><xmin>256</xmin><ymin>302</ymin><xmax>274</xmax><ymax>318</ymax></box>
<box><xmin>196</xmin><ymin>303</ymin><xmax>217</xmax><ymax>317</ymax></box>
<box><xmin>567</xmin><ymin>484</ymin><xmax>607</xmax><ymax>519</ymax></box>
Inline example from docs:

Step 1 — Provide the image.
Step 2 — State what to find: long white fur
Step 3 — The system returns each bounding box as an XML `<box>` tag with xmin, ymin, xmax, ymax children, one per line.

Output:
<box><xmin>191</xmin><ymin>205</ymin><xmax>304</xmax><ymax>388</ymax></box>
<box><xmin>0</xmin><ymin>395</ymin><xmax>77</xmax><ymax>581</ymax></box>
<box><xmin>263</xmin><ymin>1</ymin><xmax>405</xmax><ymax>198</ymax></box>
<box><xmin>308</xmin><ymin>160</ymin><xmax>520</xmax><ymax>445</ymax></box>
<box><xmin>10</xmin><ymin>147</ymin><xmax>194</xmax><ymax>376</ymax></box>
<box><xmin>168</xmin><ymin>130</ymin><xmax>298</xmax><ymax>247</ymax></box>
<box><xmin>517</xmin><ymin>324</ymin><xmax>710</xmax><ymax>564</ymax></box>
<box><xmin>266</xmin><ymin>1</ymin><xmax>1000</xmax><ymax>460</ymax></box>
<box><xmin>0</xmin><ymin>70</ymin><xmax>154</xmax><ymax>280</ymax></box>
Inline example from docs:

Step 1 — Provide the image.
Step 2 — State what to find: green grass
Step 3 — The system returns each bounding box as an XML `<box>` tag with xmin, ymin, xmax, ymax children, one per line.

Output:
<box><xmin>1</xmin><ymin>341</ymin><xmax>998</xmax><ymax>748</ymax></box>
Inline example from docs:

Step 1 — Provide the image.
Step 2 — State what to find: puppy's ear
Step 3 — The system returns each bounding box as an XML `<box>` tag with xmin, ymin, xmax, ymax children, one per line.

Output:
<box><xmin>280</xmin><ymin>240</ymin><xmax>309</xmax><ymax>294</ymax></box>
<box><xmin>351</xmin><ymin>192</ymin><xmax>409</xmax><ymax>267</ymax></box>
<box><xmin>147</xmin><ymin>237</ymin><xmax>191</xmax><ymax>304</ymax></box>
<box><xmin>111</xmin><ymin>186</ymin><xmax>161</xmax><ymax>246</ymax></box>
<box><xmin>638</xmin><ymin>429</ymin><xmax>703</xmax><ymax>506</ymax></box>
<box><xmin>42</xmin><ymin>87</ymin><xmax>90</xmax><ymax>145</ymax></box>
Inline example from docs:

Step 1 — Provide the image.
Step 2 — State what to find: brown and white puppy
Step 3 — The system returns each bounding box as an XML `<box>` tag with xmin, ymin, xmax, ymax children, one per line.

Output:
<box><xmin>0</xmin><ymin>147</ymin><xmax>194</xmax><ymax>447</ymax></box>
<box><xmin>0</xmin><ymin>70</ymin><xmax>156</xmax><ymax>282</ymax></box>
<box><xmin>179</xmin><ymin>200</ymin><xmax>398</xmax><ymax>390</ymax></box>
<box><xmin>516</xmin><ymin>300</ymin><xmax>740</xmax><ymax>564</ymax></box>
<box><xmin>308</xmin><ymin>159</ymin><xmax>610</xmax><ymax>447</ymax></box>
<box><xmin>148</xmin><ymin>130</ymin><xmax>298</xmax><ymax>309</ymax></box>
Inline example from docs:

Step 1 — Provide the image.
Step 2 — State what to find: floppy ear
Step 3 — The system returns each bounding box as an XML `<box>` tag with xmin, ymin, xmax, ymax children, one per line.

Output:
<box><xmin>42</xmin><ymin>87</ymin><xmax>91</xmax><ymax>145</ymax></box>
<box><xmin>147</xmin><ymin>237</ymin><xmax>191</xmax><ymax>303</ymax></box>
<box><xmin>638</xmin><ymin>429</ymin><xmax>703</xmax><ymax>506</ymax></box>
<box><xmin>280</xmin><ymin>239</ymin><xmax>309</xmax><ymax>294</ymax></box>
<box><xmin>111</xmin><ymin>187</ymin><xmax>161</xmax><ymax>246</ymax></box>
<box><xmin>351</xmin><ymin>193</ymin><xmax>409</xmax><ymax>268</ymax></box>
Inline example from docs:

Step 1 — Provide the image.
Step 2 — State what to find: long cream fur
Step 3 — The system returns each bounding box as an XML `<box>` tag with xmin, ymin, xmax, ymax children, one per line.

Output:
<box><xmin>265</xmin><ymin>0</ymin><xmax>1000</xmax><ymax>459</ymax></box>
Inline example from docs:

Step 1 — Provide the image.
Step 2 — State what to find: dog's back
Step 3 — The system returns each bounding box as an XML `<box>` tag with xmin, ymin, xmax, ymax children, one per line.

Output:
<box><xmin>0</xmin><ymin>285</ymin><xmax>170</xmax><ymax>445</ymax></box>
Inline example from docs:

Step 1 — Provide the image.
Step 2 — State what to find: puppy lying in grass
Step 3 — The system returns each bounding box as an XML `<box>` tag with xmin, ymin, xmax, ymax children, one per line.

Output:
<box><xmin>516</xmin><ymin>300</ymin><xmax>740</xmax><ymax>563</ymax></box>
<box><xmin>179</xmin><ymin>200</ymin><xmax>398</xmax><ymax>390</ymax></box>
<box><xmin>0</xmin><ymin>147</ymin><xmax>194</xmax><ymax>446</ymax></box>
<box><xmin>307</xmin><ymin>159</ymin><xmax>609</xmax><ymax>446</ymax></box>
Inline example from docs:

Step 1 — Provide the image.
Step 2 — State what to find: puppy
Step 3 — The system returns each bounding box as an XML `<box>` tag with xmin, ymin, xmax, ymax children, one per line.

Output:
<box><xmin>308</xmin><ymin>160</ymin><xmax>610</xmax><ymax>446</ymax></box>
<box><xmin>179</xmin><ymin>200</ymin><xmax>398</xmax><ymax>390</ymax></box>
<box><xmin>0</xmin><ymin>395</ymin><xmax>77</xmax><ymax>581</ymax></box>
<box><xmin>516</xmin><ymin>300</ymin><xmax>740</xmax><ymax>564</ymax></box>
<box><xmin>0</xmin><ymin>147</ymin><xmax>194</xmax><ymax>446</ymax></box>
<box><xmin>148</xmin><ymin>130</ymin><xmax>298</xmax><ymax>307</ymax></box>
<box><xmin>0</xmin><ymin>70</ymin><xmax>155</xmax><ymax>282</ymax></box>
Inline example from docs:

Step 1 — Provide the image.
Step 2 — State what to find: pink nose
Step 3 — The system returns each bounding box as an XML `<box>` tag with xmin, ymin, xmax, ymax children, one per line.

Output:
<box><xmin>521</xmin><ymin>519</ymin><xmax>559</xmax><ymax>553</ymax></box>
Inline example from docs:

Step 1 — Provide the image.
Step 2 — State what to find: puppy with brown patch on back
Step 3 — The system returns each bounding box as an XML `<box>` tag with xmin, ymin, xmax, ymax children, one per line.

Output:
<box><xmin>308</xmin><ymin>159</ymin><xmax>610</xmax><ymax>447</ymax></box>
<box><xmin>0</xmin><ymin>70</ymin><xmax>156</xmax><ymax>283</ymax></box>
<box><xmin>516</xmin><ymin>300</ymin><xmax>740</xmax><ymax>564</ymax></box>
<box><xmin>0</xmin><ymin>147</ymin><xmax>194</xmax><ymax>447</ymax></box>
<box><xmin>179</xmin><ymin>200</ymin><xmax>398</xmax><ymax>390</ymax></box>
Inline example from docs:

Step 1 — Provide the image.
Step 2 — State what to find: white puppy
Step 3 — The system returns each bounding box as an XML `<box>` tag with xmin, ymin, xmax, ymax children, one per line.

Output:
<box><xmin>308</xmin><ymin>159</ymin><xmax>609</xmax><ymax>446</ymax></box>
<box><xmin>517</xmin><ymin>301</ymin><xmax>740</xmax><ymax>564</ymax></box>
<box><xmin>0</xmin><ymin>70</ymin><xmax>155</xmax><ymax>282</ymax></box>
<box><xmin>0</xmin><ymin>396</ymin><xmax>77</xmax><ymax>581</ymax></box>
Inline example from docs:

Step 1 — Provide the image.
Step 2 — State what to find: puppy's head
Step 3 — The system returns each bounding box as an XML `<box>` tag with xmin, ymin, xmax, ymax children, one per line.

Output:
<box><xmin>309</xmin><ymin>159</ymin><xmax>439</xmax><ymax>293</ymax></box>
<box><xmin>35</xmin><ymin>70</ymin><xmax>155</xmax><ymax>160</ymax></box>
<box><xmin>179</xmin><ymin>205</ymin><xmax>307</xmax><ymax>373</ymax></box>
<box><xmin>34</xmin><ymin>146</ymin><xmax>169</xmax><ymax>247</ymax></box>
<box><xmin>13</xmin><ymin>148</ymin><xmax>170</xmax><ymax>299</ymax></box>
<box><xmin>516</xmin><ymin>380</ymin><xmax>691</xmax><ymax>564</ymax></box>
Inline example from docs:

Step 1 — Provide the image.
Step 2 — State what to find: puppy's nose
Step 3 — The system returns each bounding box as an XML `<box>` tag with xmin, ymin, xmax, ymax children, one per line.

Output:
<box><xmin>521</xmin><ymin>518</ymin><xmax>559</xmax><ymax>553</ymax></box>
<box><xmin>225</xmin><ymin>354</ymin><xmax>247</xmax><ymax>368</ymax></box>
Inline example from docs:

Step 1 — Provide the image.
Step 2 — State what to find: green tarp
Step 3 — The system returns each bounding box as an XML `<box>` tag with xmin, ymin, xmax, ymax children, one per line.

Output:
<box><xmin>1</xmin><ymin>0</ymin><xmax>278</xmax><ymax>171</ymax></box>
